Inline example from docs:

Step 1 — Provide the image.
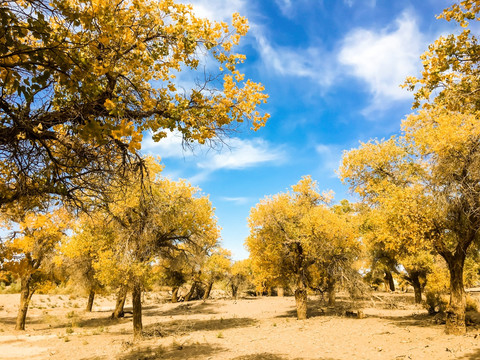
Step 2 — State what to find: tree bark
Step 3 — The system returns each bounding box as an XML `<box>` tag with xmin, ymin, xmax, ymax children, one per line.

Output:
<box><xmin>111</xmin><ymin>285</ymin><xmax>127</xmax><ymax>319</ymax></box>
<box><xmin>203</xmin><ymin>282</ymin><xmax>213</xmax><ymax>300</ymax></box>
<box><xmin>15</xmin><ymin>275</ymin><xmax>34</xmax><ymax>330</ymax></box>
<box><xmin>410</xmin><ymin>273</ymin><xmax>422</xmax><ymax>304</ymax></box>
<box><xmin>171</xmin><ymin>286</ymin><xmax>179</xmax><ymax>303</ymax></box>
<box><xmin>231</xmin><ymin>284</ymin><xmax>239</xmax><ymax>299</ymax></box>
<box><xmin>384</xmin><ymin>270</ymin><xmax>395</xmax><ymax>292</ymax></box>
<box><xmin>327</xmin><ymin>277</ymin><xmax>336</xmax><ymax>306</ymax></box>
<box><xmin>445</xmin><ymin>254</ymin><xmax>466</xmax><ymax>335</ymax></box>
<box><xmin>132</xmin><ymin>279</ymin><xmax>142</xmax><ymax>339</ymax></box>
<box><xmin>295</xmin><ymin>287</ymin><xmax>307</xmax><ymax>320</ymax></box>
<box><xmin>184</xmin><ymin>282</ymin><xmax>197</xmax><ymax>302</ymax></box>
<box><xmin>86</xmin><ymin>289</ymin><xmax>95</xmax><ymax>312</ymax></box>
<box><xmin>277</xmin><ymin>287</ymin><xmax>284</xmax><ymax>297</ymax></box>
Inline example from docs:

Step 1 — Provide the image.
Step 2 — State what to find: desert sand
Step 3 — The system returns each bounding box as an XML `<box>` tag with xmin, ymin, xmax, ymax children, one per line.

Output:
<box><xmin>1</xmin><ymin>292</ymin><xmax>480</xmax><ymax>360</ymax></box>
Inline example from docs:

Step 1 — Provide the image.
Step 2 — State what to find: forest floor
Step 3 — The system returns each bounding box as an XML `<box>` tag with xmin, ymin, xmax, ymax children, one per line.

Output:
<box><xmin>1</xmin><ymin>291</ymin><xmax>480</xmax><ymax>360</ymax></box>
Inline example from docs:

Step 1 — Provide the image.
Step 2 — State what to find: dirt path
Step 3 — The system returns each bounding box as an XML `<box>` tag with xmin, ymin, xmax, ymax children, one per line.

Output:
<box><xmin>1</xmin><ymin>293</ymin><xmax>480</xmax><ymax>359</ymax></box>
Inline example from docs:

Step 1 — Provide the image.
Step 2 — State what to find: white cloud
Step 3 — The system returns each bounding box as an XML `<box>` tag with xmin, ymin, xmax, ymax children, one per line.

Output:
<box><xmin>254</xmin><ymin>31</ymin><xmax>335</xmax><ymax>88</ymax></box>
<box><xmin>315</xmin><ymin>144</ymin><xmax>343</xmax><ymax>178</ymax></box>
<box><xmin>338</xmin><ymin>11</ymin><xmax>425</xmax><ymax>111</ymax></box>
<box><xmin>188</xmin><ymin>0</ymin><xmax>248</xmax><ymax>22</ymax></box>
<box><xmin>275</xmin><ymin>0</ymin><xmax>293</xmax><ymax>17</ymax></box>
<box><xmin>198</xmin><ymin>138</ymin><xmax>286</xmax><ymax>171</ymax></box>
<box><xmin>142</xmin><ymin>130</ymin><xmax>193</xmax><ymax>159</ymax></box>
<box><xmin>143</xmin><ymin>132</ymin><xmax>286</xmax><ymax>184</ymax></box>
<box><xmin>343</xmin><ymin>0</ymin><xmax>377</xmax><ymax>7</ymax></box>
<box><xmin>221</xmin><ymin>196</ymin><xmax>250</xmax><ymax>205</ymax></box>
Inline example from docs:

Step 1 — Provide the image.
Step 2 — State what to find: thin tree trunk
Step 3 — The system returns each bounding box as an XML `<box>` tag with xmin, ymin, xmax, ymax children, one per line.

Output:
<box><xmin>86</xmin><ymin>289</ymin><xmax>95</xmax><ymax>312</ymax></box>
<box><xmin>411</xmin><ymin>273</ymin><xmax>422</xmax><ymax>304</ymax></box>
<box><xmin>295</xmin><ymin>277</ymin><xmax>307</xmax><ymax>320</ymax></box>
<box><xmin>15</xmin><ymin>275</ymin><xmax>34</xmax><ymax>330</ymax></box>
<box><xmin>132</xmin><ymin>279</ymin><xmax>142</xmax><ymax>339</ymax></box>
<box><xmin>231</xmin><ymin>284</ymin><xmax>239</xmax><ymax>299</ymax></box>
<box><xmin>184</xmin><ymin>282</ymin><xmax>197</xmax><ymax>302</ymax></box>
<box><xmin>277</xmin><ymin>287</ymin><xmax>284</xmax><ymax>297</ymax></box>
<box><xmin>384</xmin><ymin>270</ymin><xmax>395</xmax><ymax>292</ymax></box>
<box><xmin>327</xmin><ymin>277</ymin><xmax>336</xmax><ymax>306</ymax></box>
<box><xmin>203</xmin><ymin>282</ymin><xmax>213</xmax><ymax>300</ymax></box>
<box><xmin>171</xmin><ymin>286</ymin><xmax>179</xmax><ymax>303</ymax></box>
<box><xmin>445</xmin><ymin>255</ymin><xmax>466</xmax><ymax>335</ymax></box>
<box><xmin>295</xmin><ymin>287</ymin><xmax>307</xmax><ymax>320</ymax></box>
<box><xmin>111</xmin><ymin>285</ymin><xmax>127</xmax><ymax>319</ymax></box>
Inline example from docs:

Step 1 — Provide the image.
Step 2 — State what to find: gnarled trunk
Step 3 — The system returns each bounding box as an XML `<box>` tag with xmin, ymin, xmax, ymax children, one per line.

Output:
<box><xmin>184</xmin><ymin>282</ymin><xmax>197</xmax><ymax>302</ymax></box>
<box><xmin>111</xmin><ymin>285</ymin><xmax>127</xmax><ymax>319</ymax></box>
<box><xmin>15</xmin><ymin>275</ymin><xmax>34</xmax><ymax>330</ymax></box>
<box><xmin>171</xmin><ymin>286</ymin><xmax>179</xmax><ymax>303</ymax></box>
<box><xmin>384</xmin><ymin>270</ymin><xmax>395</xmax><ymax>292</ymax></box>
<box><xmin>86</xmin><ymin>289</ymin><xmax>95</xmax><ymax>312</ymax></box>
<box><xmin>445</xmin><ymin>255</ymin><xmax>466</xmax><ymax>335</ymax></box>
<box><xmin>411</xmin><ymin>273</ymin><xmax>422</xmax><ymax>304</ymax></box>
<box><xmin>295</xmin><ymin>276</ymin><xmax>307</xmax><ymax>320</ymax></box>
<box><xmin>231</xmin><ymin>284</ymin><xmax>239</xmax><ymax>299</ymax></box>
<box><xmin>132</xmin><ymin>279</ymin><xmax>142</xmax><ymax>339</ymax></box>
<box><xmin>203</xmin><ymin>282</ymin><xmax>213</xmax><ymax>300</ymax></box>
<box><xmin>295</xmin><ymin>288</ymin><xmax>307</xmax><ymax>320</ymax></box>
<box><xmin>327</xmin><ymin>277</ymin><xmax>336</xmax><ymax>306</ymax></box>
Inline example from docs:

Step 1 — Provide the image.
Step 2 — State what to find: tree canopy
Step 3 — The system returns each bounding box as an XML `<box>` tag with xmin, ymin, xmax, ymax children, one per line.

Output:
<box><xmin>341</xmin><ymin>0</ymin><xmax>480</xmax><ymax>335</ymax></box>
<box><xmin>0</xmin><ymin>0</ymin><xmax>268</xmax><ymax>209</ymax></box>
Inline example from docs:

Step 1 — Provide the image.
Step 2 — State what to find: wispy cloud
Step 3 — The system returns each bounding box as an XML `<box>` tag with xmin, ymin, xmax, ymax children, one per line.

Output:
<box><xmin>315</xmin><ymin>144</ymin><xmax>343</xmax><ymax>178</ymax></box>
<box><xmin>343</xmin><ymin>0</ymin><xmax>377</xmax><ymax>7</ymax></box>
<box><xmin>197</xmin><ymin>138</ymin><xmax>286</xmax><ymax>171</ymax></box>
<box><xmin>221</xmin><ymin>196</ymin><xmax>251</xmax><ymax>205</ymax></box>
<box><xmin>274</xmin><ymin>0</ymin><xmax>293</xmax><ymax>17</ymax></box>
<box><xmin>188</xmin><ymin>0</ymin><xmax>249</xmax><ymax>21</ymax></box>
<box><xmin>338</xmin><ymin>11</ymin><xmax>425</xmax><ymax>112</ymax></box>
<box><xmin>143</xmin><ymin>132</ymin><xmax>286</xmax><ymax>184</ymax></box>
<box><xmin>142</xmin><ymin>130</ymin><xmax>193</xmax><ymax>159</ymax></box>
<box><xmin>254</xmin><ymin>31</ymin><xmax>335</xmax><ymax>88</ymax></box>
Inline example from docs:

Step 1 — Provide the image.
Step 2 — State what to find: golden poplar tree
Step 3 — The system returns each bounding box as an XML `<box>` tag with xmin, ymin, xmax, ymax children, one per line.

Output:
<box><xmin>0</xmin><ymin>0</ymin><xmax>269</xmax><ymax>208</ymax></box>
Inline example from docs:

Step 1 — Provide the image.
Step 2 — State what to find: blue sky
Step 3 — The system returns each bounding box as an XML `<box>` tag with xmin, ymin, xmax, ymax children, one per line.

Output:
<box><xmin>142</xmin><ymin>0</ymin><xmax>460</xmax><ymax>260</ymax></box>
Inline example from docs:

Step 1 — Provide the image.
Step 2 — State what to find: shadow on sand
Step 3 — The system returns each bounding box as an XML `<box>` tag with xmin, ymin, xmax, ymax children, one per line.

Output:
<box><xmin>143</xmin><ymin>317</ymin><xmax>257</xmax><ymax>337</ymax></box>
<box><xmin>231</xmin><ymin>353</ymin><xmax>339</xmax><ymax>360</ymax></box>
<box><xmin>117</xmin><ymin>343</ymin><xmax>223</xmax><ymax>360</ymax></box>
<box><xmin>144</xmin><ymin>301</ymin><xmax>219</xmax><ymax>317</ymax></box>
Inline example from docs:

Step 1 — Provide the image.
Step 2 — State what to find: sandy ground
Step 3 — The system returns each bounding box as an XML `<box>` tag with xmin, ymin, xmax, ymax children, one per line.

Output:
<box><xmin>1</xmin><ymin>291</ymin><xmax>480</xmax><ymax>360</ymax></box>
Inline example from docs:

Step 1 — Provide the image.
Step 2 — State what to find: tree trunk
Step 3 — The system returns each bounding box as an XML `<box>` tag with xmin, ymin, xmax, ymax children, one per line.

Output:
<box><xmin>231</xmin><ymin>284</ymin><xmax>238</xmax><ymax>299</ymax></box>
<box><xmin>184</xmin><ymin>282</ymin><xmax>197</xmax><ymax>302</ymax></box>
<box><xmin>445</xmin><ymin>255</ymin><xmax>466</xmax><ymax>335</ymax></box>
<box><xmin>203</xmin><ymin>282</ymin><xmax>213</xmax><ymax>300</ymax></box>
<box><xmin>295</xmin><ymin>287</ymin><xmax>307</xmax><ymax>320</ymax></box>
<box><xmin>171</xmin><ymin>286</ymin><xmax>179</xmax><ymax>303</ymax></box>
<box><xmin>132</xmin><ymin>280</ymin><xmax>142</xmax><ymax>339</ymax></box>
<box><xmin>277</xmin><ymin>287</ymin><xmax>284</xmax><ymax>297</ymax></box>
<box><xmin>15</xmin><ymin>275</ymin><xmax>34</xmax><ymax>330</ymax></box>
<box><xmin>327</xmin><ymin>277</ymin><xmax>336</xmax><ymax>306</ymax></box>
<box><xmin>410</xmin><ymin>273</ymin><xmax>422</xmax><ymax>304</ymax></box>
<box><xmin>111</xmin><ymin>285</ymin><xmax>127</xmax><ymax>319</ymax></box>
<box><xmin>86</xmin><ymin>289</ymin><xmax>95</xmax><ymax>312</ymax></box>
<box><xmin>384</xmin><ymin>270</ymin><xmax>395</xmax><ymax>292</ymax></box>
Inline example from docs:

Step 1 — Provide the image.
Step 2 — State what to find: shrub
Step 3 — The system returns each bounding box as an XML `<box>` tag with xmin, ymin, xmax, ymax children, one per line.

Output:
<box><xmin>424</xmin><ymin>263</ymin><xmax>449</xmax><ymax>314</ymax></box>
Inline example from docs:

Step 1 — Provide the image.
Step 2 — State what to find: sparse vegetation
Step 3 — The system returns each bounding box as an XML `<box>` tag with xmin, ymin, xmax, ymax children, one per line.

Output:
<box><xmin>1</xmin><ymin>0</ymin><xmax>480</xmax><ymax>359</ymax></box>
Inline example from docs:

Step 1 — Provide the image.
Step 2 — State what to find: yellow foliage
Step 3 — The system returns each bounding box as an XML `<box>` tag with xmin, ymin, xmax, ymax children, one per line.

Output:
<box><xmin>246</xmin><ymin>177</ymin><xmax>360</xmax><ymax>292</ymax></box>
<box><xmin>1</xmin><ymin>0</ymin><xmax>269</xmax><ymax>207</ymax></box>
